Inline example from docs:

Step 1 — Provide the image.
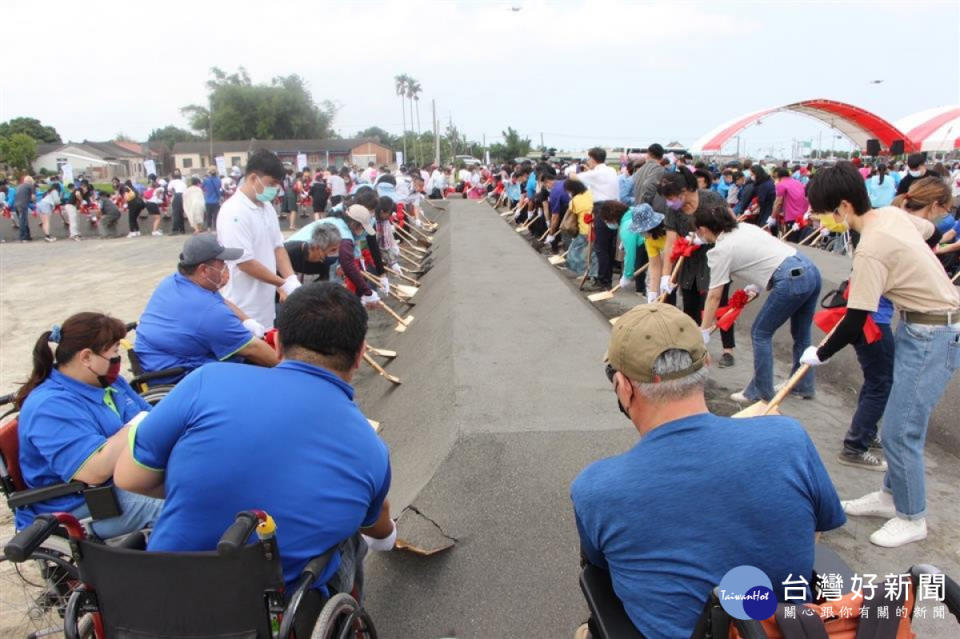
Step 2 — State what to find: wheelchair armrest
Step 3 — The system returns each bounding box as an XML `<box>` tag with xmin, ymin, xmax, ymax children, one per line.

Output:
<box><xmin>130</xmin><ymin>367</ymin><xmax>186</xmax><ymax>386</ymax></box>
<box><xmin>6</xmin><ymin>481</ymin><xmax>87</xmax><ymax>509</ymax></box>
<box><xmin>108</xmin><ymin>530</ymin><xmax>147</xmax><ymax>551</ymax></box>
<box><xmin>579</xmin><ymin>563</ymin><xmax>644</xmax><ymax>639</ymax></box>
<box><xmin>911</xmin><ymin>564</ymin><xmax>960</xmax><ymax>622</ymax></box>
<box><xmin>279</xmin><ymin>546</ymin><xmax>339</xmax><ymax>639</ymax></box>
<box><xmin>4</xmin><ymin>514</ymin><xmax>62</xmax><ymax>561</ymax></box>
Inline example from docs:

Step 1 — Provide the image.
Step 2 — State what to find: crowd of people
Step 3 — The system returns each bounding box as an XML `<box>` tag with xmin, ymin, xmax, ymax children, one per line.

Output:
<box><xmin>5</xmin><ymin>143</ymin><xmax>960</xmax><ymax>638</ymax></box>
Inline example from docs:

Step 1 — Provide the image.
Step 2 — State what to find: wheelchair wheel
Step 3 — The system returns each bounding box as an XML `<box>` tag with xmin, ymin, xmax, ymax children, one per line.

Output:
<box><xmin>311</xmin><ymin>593</ymin><xmax>377</xmax><ymax>639</ymax></box>
<box><xmin>139</xmin><ymin>385</ymin><xmax>176</xmax><ymax>406</ymax></box>
<box><xmin>0</xmin><ymin>537</ymin><xmax>87</xmax><ymax>638</ymax></box>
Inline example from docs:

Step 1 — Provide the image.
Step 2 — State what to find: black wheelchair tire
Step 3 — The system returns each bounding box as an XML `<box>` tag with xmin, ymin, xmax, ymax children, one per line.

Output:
<box><xmin>139</xmin><ymin>385</ymin><xmax>176</xmax><ymax>406</ymax></box>
<box><xmin>312</xmin><ymin>593</ymin><xmax>376</xmax><ymax>639</ymax></box>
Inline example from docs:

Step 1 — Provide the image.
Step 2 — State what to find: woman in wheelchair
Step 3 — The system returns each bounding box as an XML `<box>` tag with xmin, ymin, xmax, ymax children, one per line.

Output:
<box><xmin>14</xmin><ymin>312</ymin><xmax>164</xmax><ymax>537</ymax></box>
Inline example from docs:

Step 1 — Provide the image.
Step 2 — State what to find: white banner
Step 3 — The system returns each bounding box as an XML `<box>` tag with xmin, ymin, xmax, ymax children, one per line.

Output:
<box><xmin>144</xmin><ymin>159</ymin><xmax>157</xmax><ymax>176</ymax></box>
<box><xmin>61</xmin><ymin>163</ymin><xmax>74</xmax><ymax>185</ymax></box>
<box><xmin>296</xmin><ymin>153</ymin><xmax>308</xmax><ymax>171</ymax></box>
<box><xmin>395</xmin><ymin>151</ymin><xmax>404</xmax><ymax>167</ymax></box>
<box><xmin>215</xmin><ymin>156</ymin><xmax>227</xmax><ymax>176</ymax></box>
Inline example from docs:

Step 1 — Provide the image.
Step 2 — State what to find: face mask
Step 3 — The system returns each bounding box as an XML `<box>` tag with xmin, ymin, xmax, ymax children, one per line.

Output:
<box><xmin>616</xmin><ymin>395</ymin><xmax>632</xmax><ymax>421</ymax></box>
<box><xmin>666</xmin><ymin>198</ymin><xmax>685</xmax><ymax>210</ymax></box>
<box><xmin>605</xmin><ymin>222</ymin><xmax>619</xmax><ymax>230</ymax></box>
<box><xmin>92</xmin><ymin>354</ymin><xmax>122</xmax><ymax>388</ymax></box>
<box><xmin>254</xmin><ymin>176</ymin><xmax>279</xmax><ymax>202</ymax></box>
<box><xmin>908</xmin><ymin>170</ymin><xmax>922</xmax><ymax>177</ymax></box>
<box><xmin>203</xmin><ymin>265</ymin><xmax>227</xmax><ymax>290</ymax></box>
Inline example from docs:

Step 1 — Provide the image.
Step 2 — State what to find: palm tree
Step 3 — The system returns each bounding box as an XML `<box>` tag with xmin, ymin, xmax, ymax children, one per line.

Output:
<box><xmin>394</xmin><ymin>74</ymin><xmax>409</xmax><ymax>162</ymax></box>
<box><xmin>407</xmin><ymin>78</ymin><xmax>423</xmax><ymax>165</ymax></box>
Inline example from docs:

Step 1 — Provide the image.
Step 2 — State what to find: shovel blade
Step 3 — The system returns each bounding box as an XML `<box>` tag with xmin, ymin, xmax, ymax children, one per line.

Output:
<box><xmin>548</xmin><ymin>256</ymin><xmax>566</xmax><ymax>265</ymax></box>
<box><xmin>609</xmin><ymin>316</ymin><xmax>620</xmax><ymax>325</ymax></box>
<box><xmin>367</xmin><ymin>419</ymin><xmax>381</xmax><ymax>432</ymax></box>
<box><xmin>396</xmin><ymin>284</ymin><xmax>419</xmax><ymax>298</ymax></box>
<box><xmin>588</xmin><ymin>291</ymin><xmax>615</xmax><ymax>303</ymax></box>
<box><xmin>402</xmin><ymin>315</ymin><xmax>415</xmax><ymax>326</ymax></box>
<box><xmin>368</xmin><ymin>348</ymin><xmax>397</xmax><ymax>358</ymax></box>
<box><xmin>385</xmin><ymin>373</ymin><xmax>402</xmax><ymax>385</ymax></box>
<box><xmin>394</xmin><ymin>323</ymin><xmax>407</xmax><ymax>333</ymax></box>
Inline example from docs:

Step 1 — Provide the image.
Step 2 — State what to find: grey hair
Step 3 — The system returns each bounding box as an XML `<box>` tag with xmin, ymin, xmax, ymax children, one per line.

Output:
<box><xmin>630</xmin><ymin>349</ymin><xmax>708</xmax><ymax>401</ymax></box>
<box><xmin>309</xmin><ymin>224</ymin><xmax>341</xmax><ymax>250</ymax></box>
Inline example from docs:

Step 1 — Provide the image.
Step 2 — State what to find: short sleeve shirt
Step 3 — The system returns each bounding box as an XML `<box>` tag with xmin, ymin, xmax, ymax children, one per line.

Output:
<box><xmin>706</xmin><ymin>223</ymin><xmax>796</xmax><ymax>289</ymax></box>
<box><xmin>548</xmin><ymin>180</ymin><xmax>570</xmax><ymax>215</ymax></box>
<box><xmin>571</xmin><ymin>192</ymin><xmax>595</xmax><ymax>236</ymax></box>
<box><xmin>847</xmin><ymin>207</ymin><xmax>959</xmax><ymax>313</ymax></box>
<box><xmin>133</xmin><ymin>361</ymin><xmax>391</xmax><ymax>588</ymax></box>
<box><xmin>217</xmin><ymin>192</ymin><xmax>286</xmax><ymax>328</ymax></box>
<box><xmin>664</xmin><ymin>190</ymin><xmax>726</xmax><ymax>292</ymax></box>
<box><xmin>571</xmin><ymin>413</ymin><xmax>844</xmax><ymax>639</ymax></box>
<box><xmin>134</xmin><ymin>273</ymin><xmax>254</xmax><ymax>377</ymax></box>
<box><xmin>775</xmin><ymin>177</ymin><xmax>809</xmax><ymax>222</ymax></box>
<box><xmin>16</xmin><ymin>370</ymin><xmax>150</xmax><ymax>528</ymax></box>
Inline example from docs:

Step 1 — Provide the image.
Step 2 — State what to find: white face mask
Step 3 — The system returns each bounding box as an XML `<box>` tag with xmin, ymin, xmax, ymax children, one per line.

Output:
<box><xmin>908</xmin><ymin>169</ymin><xmax>923</xmax><ymax>177</ymax></box>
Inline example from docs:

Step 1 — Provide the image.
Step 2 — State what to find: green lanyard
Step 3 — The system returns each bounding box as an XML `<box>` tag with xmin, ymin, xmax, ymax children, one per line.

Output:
<box><xmin>103</xmin><ymin>388</ymin><xmax>119</xmax><ymax>417</ymax></box>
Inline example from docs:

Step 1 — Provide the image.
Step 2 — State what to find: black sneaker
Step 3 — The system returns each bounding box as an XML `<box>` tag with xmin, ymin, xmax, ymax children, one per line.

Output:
<box><xmin>837</xmin><ymin>450</ymin><xmax>887</xmax><ymax>471</ymax></box>
<box><xmin>718</xmin><ymin>352</ymin><xmax>735</xmax><ymax>368</ymax></box>
<box><xmin>868</xmin><ymin>438</ymin><xmax>883</xmax><ymax>452</ymax></box>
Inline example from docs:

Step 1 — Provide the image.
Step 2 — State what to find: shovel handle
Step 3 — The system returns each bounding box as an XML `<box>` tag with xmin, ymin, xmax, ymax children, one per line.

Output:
<box><xmin>952</xmin><ymin>270</ymin><xmax>960</xmax><ymax>284</ymax></box>
<box><xmin>656</xmin><ymin>256</ymin><xmax>685</xmax><ymax>303</ymax></box>
<box><xmin>579</xmin><ymin>236</ymin><xmax>595</xmax><ymax>291</ymax></box>
<box><xmin>762</xmin><ymin>324</ymin><xmax>838</xmax><ymax>415</ymax></box>
<box><xmin>608</xmin><ymin>262</ymin><xmax>652</xmax><ymax>295</ymax></box>
<box><xmin>379</xmin><ymin>302</ymin><xmax>407</xmax><ymax>325</ymax></box>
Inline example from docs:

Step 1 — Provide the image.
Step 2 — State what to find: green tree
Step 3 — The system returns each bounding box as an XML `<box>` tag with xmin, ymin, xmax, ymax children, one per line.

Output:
<box><xmin>181</xmin><ymin>67</ymin><xmax>336</xmax><ymax>141</ymax></box>
<box><xmin>488</xmin><ymin>127</ymin><xmax>531</xmax><ymax>161</ymax></box>
<box><xmin>0</xmin><ymin>133</ymin><xmax>39</xmax><ymax>172</ymax></box>
<box><xmin>148</xmin><ymin>125</ymin><xmax>201</xmax><ymax>149</ymax></box>
<box><xmin>0</xmin><ymin>117</ymin><xmax>61</xmax><ymax>143</ymax></box>
<box><xmin>356</xmin><ymin>127</ymin><xmax>400</xmax><ymax>149</ymax></box>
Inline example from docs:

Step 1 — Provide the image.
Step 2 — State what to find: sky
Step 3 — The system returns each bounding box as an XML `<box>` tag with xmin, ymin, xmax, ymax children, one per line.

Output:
<box><xmin>3</xmin><ymin>0</ymin><xmax>958</xmax><ymax>157</ymax></box>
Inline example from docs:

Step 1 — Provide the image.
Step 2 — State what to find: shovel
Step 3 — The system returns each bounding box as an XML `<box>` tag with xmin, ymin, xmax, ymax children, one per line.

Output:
<box><xmin>366</xmin><ymin>345</ymin><xmax>397</xmax><ymax>359</ymax></box>
<box><xmin>396</xmin><ymin>225</ymin><xmax>430</xmax><ymax>248</ymax></box>
<box><xmin>733</xmin><ymin>327</ymin><xmax>835</xmax><ymax>418</ymax></box>
<box><xmin>387</xmin><ymin>267</ymin><xmax>422</xmax><ymax>287</ymax></box>
<box><xmin>952</xmin><ymin>270</ymin><xmax>960</xmax><ymax>284</ymax></box>
<box><xmin>363</xmin><ymin>352</ymin><xmax>402</xmax><ymax>385</ymax></box>
<box><xmin>548</xmin><ymin>249</ymin><xmax>570</xmax><ymax>266</ymax></box>
<box><xmin>609</xmin><ymin>257</ymin><xmax>685</xmax><ymax>325</ymax></box>
<box><xmin>380</xmin><ymin>301</ymin><xmax>415</xmax><ymax>333</ymax></box>
<box><xmin>588</xmin><ymin>263</ymin><xmax>650</xmax><ymax>303</ymax></box>
<box><xmin>361</xmin><ymin>270</ymin><xmax>414</xmax><ymax>306</ymax></box>
<box><xmin>367</xmin><ymin>419</ymin><xmax>381</xmax><ymax>432</ymax></box>
<box><xmin>406</xmin><ymin>223</ymin><xmax>434</xmax><ymax>243</ymax></box>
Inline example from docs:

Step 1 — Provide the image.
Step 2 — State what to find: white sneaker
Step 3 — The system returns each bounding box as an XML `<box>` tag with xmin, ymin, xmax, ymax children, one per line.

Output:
<box><xmin>869</xmin><ymin>517</ymin><xmax>927</xmax><ymax>548</ymax></box>
<box><xmin>730</xmin><ymin>390</ymin><xmax>750</xmax><ymax>403</ymax></box>
<box><xmin>842</xmin><ymin>490</ymin><xmax>896</xmax><ymax>518</ymax></box>
<box><xmin>44</xmin><ymin>235</ymin><xmax>56</xmax><ymax>242</ymax></box>
<box><xmin>152</xmin><ymin>230</ymin><xmax>163</xmax><ymax>237</ymax></box>
<box><xmin>126</xmin><ymin>231</ymin><xmax>140</xmax><ymax>238</ymax></box>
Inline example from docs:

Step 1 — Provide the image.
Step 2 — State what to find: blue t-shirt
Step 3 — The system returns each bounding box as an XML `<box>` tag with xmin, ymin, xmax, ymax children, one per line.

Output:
<box><xmin>936</xmin><ymin>214</ymin><xmax>958</xmax><ymax>235</ymax></box>
<box><xmin>202</xmin><ymin>175</ymin><xmax>222</xmax><ymax>205</ymax></box>
<box><xmin>525</xmin><ymin>173</ymin><xmax>537</xmax><ymax>199</ymax></box>
<box><xmin>135</xmin><ymin>273</ymin><xmax>254</xmax><ymax>378</ymax></box>
<box><xmin>873</xmin><ymin>296</ymin><xmax>894</xmax><ymax>325</ymax></box>
<box><xmin>548</xmin><ymin>180</ymin><xmax>571</xmax><ymax>215</ymax></box>
<box><xmin>505</xmin><ymin>182</ymin><xmax>521</xmax><ymax>202</ymax></box>
<box><xmin>133</xmin><ymin>361</ymin><xmax>391</xmax><ymax>587</ymax></box>
<box><xmin>17</xmin><ymin>370</ymin><xmax>150</xmax><ymax>529</ymax></box>
<box><xmin>618</xmin><ymin>174</ymin><xmax>635</xmax><ymax>205</ymax></box>
<box><xmin>571</xmin><ymin>413</ymin><xmax>845</xmax><ymax>639</ymax></box>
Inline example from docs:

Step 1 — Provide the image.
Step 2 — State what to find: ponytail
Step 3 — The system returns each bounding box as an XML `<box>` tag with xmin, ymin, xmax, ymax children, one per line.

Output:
<box><xmin>15</xmin><ymin>313</ymin><xmax>127</xmax><ymax>409</ymax></box>
<box><xmin>16</xmin><ymin>332</ymin><xmax>56</xmax><ymax>409</ymax></box>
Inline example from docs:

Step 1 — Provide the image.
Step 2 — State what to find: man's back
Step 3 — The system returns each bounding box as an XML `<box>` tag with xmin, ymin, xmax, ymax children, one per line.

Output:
<box><xmin>776</xmin><ymin>177</ymin><xmax>808</xmax><ymax>221</ymax></box>
<box><xmin>571</xmin><ymin>412</ymin><xmax>844</xmax><ymax>639</ymax></box>
<box><xmin>134</xmin><ymin>361</ymin><xmax>390</xmax><ymax>586</ymax></box>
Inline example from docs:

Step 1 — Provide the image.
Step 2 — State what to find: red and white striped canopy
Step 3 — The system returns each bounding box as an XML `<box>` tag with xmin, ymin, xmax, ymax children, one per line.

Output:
<box><xmin>691</xmin><ymin>99</ymin><xmax>915</xmax><ymax>155</ymax></box>
<box><xmin>896</xmin><ymin>106</ymin><xmax>960</xmax><ymax>152</ymax></box>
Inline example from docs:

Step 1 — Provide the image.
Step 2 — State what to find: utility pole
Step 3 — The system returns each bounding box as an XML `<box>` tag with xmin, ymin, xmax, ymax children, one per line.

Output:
<box><xmin>208</xmin><ymin>95</ymin><xmax>214</xmax><ymax>167</ymax></box>
<box><xmin>540</xmin><ymin>132</ymin><xmax>545</xmax><ymax>150</ymax></box>
<box><xmin>432</xmin><ymin>99</ymin><xmax>439</xmax><ymax>166</ymax></box>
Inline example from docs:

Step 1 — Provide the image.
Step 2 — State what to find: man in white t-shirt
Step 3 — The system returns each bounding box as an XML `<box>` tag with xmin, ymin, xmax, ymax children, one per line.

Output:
<box><xmin>217</xmin><ymin>149</ymin><xmax>300</xmax><ymax>328</ymax></box>
<box><xmin>569</xmin><ymin>147</ymin><xmax>621</xmax><ymax>289</ymax></box>
<box><xmin>167</xmin><ymin>170</ymin><xmax>188</xmax><ymax>234</ymax></box>
<box><xmin>327</xmin><ymin>170</ymin><xmax>347</xmax><ymax>206</ymax></box>
<box><xmin>360</xmin><ymin>162</ymin><xmax>377</xmax><ymax>184</ymax></box>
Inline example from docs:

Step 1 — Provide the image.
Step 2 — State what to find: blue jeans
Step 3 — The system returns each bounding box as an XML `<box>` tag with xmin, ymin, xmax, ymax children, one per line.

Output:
<box><xmin>881</xmin><ymin>320</ymin><xmax>960</xmax><ymax>519</ymax></box>
<box><xmin>566</xmin><ymin>234</ymin><xmax>590</xmax><ymax>276</ymax></box>
<box><xmin>16</xmin><ymin>205</ymin><xmax>31</xmax><ymax>241</ymax></box>
<box><xmin>745</xmin><ymin>254</ymin><xmax>821</xmax><ymax>401</ymax></box>
<box><xmin>843</xmin><ymin>324</ymin><xmax>895</xmax><ymax>454</ymax></box>
<box><xmin>71</xmin><ymin>487</ymin><xmax>164</xmax><ymax>539</ymax></box>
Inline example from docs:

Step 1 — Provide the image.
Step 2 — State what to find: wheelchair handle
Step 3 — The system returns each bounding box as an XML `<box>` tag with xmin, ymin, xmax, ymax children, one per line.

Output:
<box><xmin>217</xmin><ymin>510</ymin><xmax>268</xmax><ymax>556</ymax></box>
<box><xmin>124</xmin><ymin>321</ymin><xmax>138</xmax><ymax>332</ymax></box>
<box><xmin>0</xmin><ymin>392</ymin><xmax>15</xmax><ymax>407</ymax></box>
<box><xmin>4</xmin><ymin>514</ymin><xmax>61</xmax><ymax>562</ymax></box>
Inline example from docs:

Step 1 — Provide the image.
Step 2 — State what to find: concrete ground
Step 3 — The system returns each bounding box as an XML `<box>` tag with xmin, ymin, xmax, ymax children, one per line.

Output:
<box><xmin>0</xmin><ymin>198</ymin><xmax>957</xmax><ymax>638</ymax></box>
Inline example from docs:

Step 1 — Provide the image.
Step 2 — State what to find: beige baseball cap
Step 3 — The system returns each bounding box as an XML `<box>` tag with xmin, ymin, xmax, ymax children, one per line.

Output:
<box><xmin>605</xmin><ymin>303</ymin><xmax>707</xmax><ymax>383</ymax></box>
<box><xmin>346</xmin><ymin>204</ymin><xmax>376</xmax><ymax>235</ymax></box>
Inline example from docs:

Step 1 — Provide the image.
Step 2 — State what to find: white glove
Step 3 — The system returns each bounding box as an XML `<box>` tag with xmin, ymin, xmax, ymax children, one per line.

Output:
<box><xmin>766</xmin><ymin>216</ymin><xmax>777</xmax><ymax>228</ymax></box>
<box><xmin>619</xmin><ymin>276</ymin><xmax>631</xmax><ymax>290</ymax></box>
<box><xmin>361</xmin><ymin>290</ymin><xmax>381</xmax><ymax>307</ymax></box>
<box><xmin>546</xmin><ymin>234</ymin><xmax>556</xmax><ymax>244</ymax></box>
<box><xmin>799</xmin><ymin>345</ymin><xmax>824</xmax><ymax>367</ymax></box>
<box><xmin>819</xmin><ymin>226</ymin><xmax>830</xmax><ymax>237</ymax></box>
<box><xmin>279</xmin><ymin>275</ymin><xmax>301</xmax><ymax>296</ymax></box>
<box><xmin>242</xmin><ymin>318</ymin><xmax>266</xmax><ymax>339</ymax></box>
<box><xmin>646</xmin><ymin>291</ymin><xmax>658</xmax><ymax>303</ymax></box>
<box><xmin>659</xmin><ymin>275</ymin><xmax>674</xmax><ymax>296</ymax></box>
<box><xmin>744</xmin><ymin>284</ymin><xmax>761</xmax><ymax>298</ymax></box>
<box><xmin>803</xmin><ymin>211</ymin><xmax>811</xmax><ymax>221</ymax></box>
<box><xmin>701</xmin><ymin>329</ymin><xmax>711</xmax><ymax>345</ymax></box>
<box><xmin>688</xmin><ymin>232</ymin><xmax>704</xmax><ymax>246</ymax></box>
<box><xmin>389</xmin><ymin>246</ymin><xmax>401</xmax><ymax>260</ymax></box>
<box><xmin>379</xmin><ymin>275</ymin><xmax>390</xmax><ymax>296</ymax></box>
<box><xmin>362</xmin><ymin>520</ymin><xmax>397</xmax><ymax>552</ymax></box>
<box><xmin>790</xmin><ymin>222</ymin><xmax>800</xmax><ymax>232</ymax></box>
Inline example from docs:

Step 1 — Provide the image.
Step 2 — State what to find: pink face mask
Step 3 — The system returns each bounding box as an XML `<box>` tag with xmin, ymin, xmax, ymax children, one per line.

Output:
<box><xmin>666</xmin><ymin>198</ymin><xmax>685</xmax><ymax>210</ymax></box>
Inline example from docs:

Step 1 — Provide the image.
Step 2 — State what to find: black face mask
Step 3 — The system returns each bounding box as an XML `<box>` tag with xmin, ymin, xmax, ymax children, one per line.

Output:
<box><xmin>616</xmin><ymin>395</ymin><xmax>631</xmax><ymax>421</ymax></box>
<box><xmin>95</xmin><ymin>355</ymin><xmax>122</xmax><ymax>388</ymax></box>
<box><xmin>606</xmin><ymin>363</ymin><xmax>632</xmax><ymax>421</ymax></box>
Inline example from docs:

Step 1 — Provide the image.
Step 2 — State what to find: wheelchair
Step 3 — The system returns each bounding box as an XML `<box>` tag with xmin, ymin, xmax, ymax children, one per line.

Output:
<box><xmin>5</xmin><ymin>510</ymin><xmax>377</xmax><ymax>639</ymax></box>
<box><xmin>579</xmin><ymin>545</ymin><xmax>960</xmax><ymax>638</ymax></box>
<box><xmin>120</xmin><ymin>322</ymin><xmax>185</xmax><ymax>406</ymax></box>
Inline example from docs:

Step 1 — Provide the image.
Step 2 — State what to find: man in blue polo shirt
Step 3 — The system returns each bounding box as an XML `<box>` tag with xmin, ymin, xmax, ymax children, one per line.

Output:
<box><xmin>571</xmin><ymin>304</ymin><xmax>845</xmax><ymax>639</ymax></box>
<box><xmin>115</xmin><ymin>283</ymin><xmax>395</xmax><ymax>596</ymax></box>
<box><xmin>135</xmin><ymin>234</ymin><xmax>279</xmax><ymax>383</ymax></box>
